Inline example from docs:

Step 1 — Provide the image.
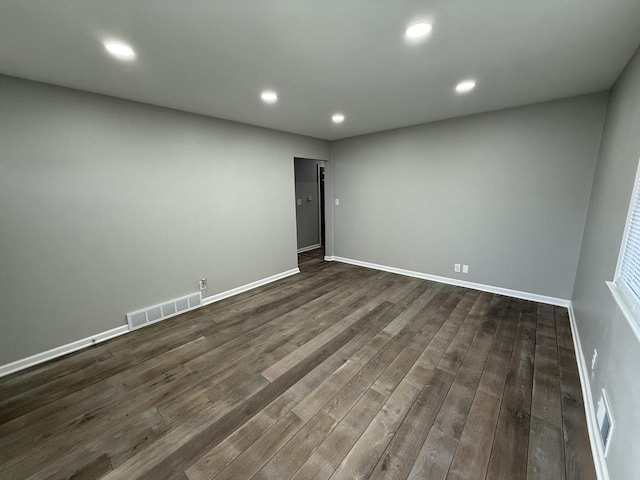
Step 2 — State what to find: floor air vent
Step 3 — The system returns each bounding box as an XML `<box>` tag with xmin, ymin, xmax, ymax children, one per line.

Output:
<box><xmin>126</xmin><ymin>292</ymin><xmax>202</xmax><ymax>331</ymax></box>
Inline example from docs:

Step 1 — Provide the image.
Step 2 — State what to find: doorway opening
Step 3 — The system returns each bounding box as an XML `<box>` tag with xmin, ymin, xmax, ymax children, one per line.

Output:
<box><xmin>294</xmin><ymin>157</ymin><xmax>326</xmax><ymax>267</ymax></box>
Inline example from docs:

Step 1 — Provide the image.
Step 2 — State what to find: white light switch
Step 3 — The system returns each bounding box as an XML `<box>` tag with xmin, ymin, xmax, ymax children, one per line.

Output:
<box><xmin>454</xmin><ymin>264</ymin><xmax>461</xmax><ymax>273</ymax></box>
<box><xmin>296</xmin><ymin>199</ymin><xmax>302</xmax><ymax>206</ymax></box>
<box><xmin>335</xmin><ymin>198</ymin><xmax>340</xmax><ymax>206</ymax></box>
<box><xmin>462</xmin><ymin>265</ymin><xmax>469</xmax><ymax>274</ymax></box>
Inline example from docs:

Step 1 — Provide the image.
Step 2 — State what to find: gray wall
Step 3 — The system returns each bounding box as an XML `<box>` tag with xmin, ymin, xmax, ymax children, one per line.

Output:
<box><xmin>294</xmin><ymin>158</ymin><xmax>323</xmax><ymax>250</ymax></box>
<box><xmin>330</xmin><ymin>94</ymin><xmax>607</xmax><ymax>300</ymax></box>
<box><xmin>572</xmin><ymin>47</ymin><xmax>640</xmax><ymax>480</ymax></box>
<box><xmin>0</xmin><ymin>75</ymin><xmax>329</xmax><ymax>365</ymax></box>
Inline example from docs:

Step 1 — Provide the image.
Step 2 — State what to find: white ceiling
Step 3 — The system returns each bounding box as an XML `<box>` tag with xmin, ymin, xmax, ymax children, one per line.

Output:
<box><xmin>1</xmin><ymin>1</ymin><xmax>639</xmax><ymax>141</ymax></box>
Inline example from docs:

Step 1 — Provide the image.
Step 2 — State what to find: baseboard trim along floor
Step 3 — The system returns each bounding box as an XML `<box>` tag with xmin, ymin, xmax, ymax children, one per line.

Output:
<box><xmin>325</xmin><ymin>255</ymin><xmax>570</xmax><ymax>307</ymax></box>
<box><xmin>0</xmin><ymin>325</ymin><xmax>130</xmax><ymax>378</ymax></box>
<box><xmin>297</xmin><ymin>244</ymin><xmax>321</xmax><ymax>254</ymax></box>
<box><xmin>0</xmin><ymin>267</ymin><xmax>301</xmax><ymax>378</ymax></box>
<box><xmin>567</xmin><ymin>304</ymin><xmax>611</xmax><ymax>480</ymax></box>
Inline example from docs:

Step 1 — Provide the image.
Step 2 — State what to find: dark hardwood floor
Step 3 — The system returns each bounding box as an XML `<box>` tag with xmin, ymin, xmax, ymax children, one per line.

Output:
<box><xmin>0</xmin><ymin>251</ymin><xmax>596</xmax><ymax>479</ymax></box>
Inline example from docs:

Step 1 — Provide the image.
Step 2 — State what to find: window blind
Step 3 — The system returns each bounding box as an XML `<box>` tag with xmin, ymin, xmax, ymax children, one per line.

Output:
<box><xmin>617</xmin><ymin>175</ymin><xmax>640</xmax><ymax>314</ymax></box>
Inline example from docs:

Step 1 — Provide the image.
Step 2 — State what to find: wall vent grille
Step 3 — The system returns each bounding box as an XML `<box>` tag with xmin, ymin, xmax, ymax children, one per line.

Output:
<box><xmin>126</xmin><ymin>292</ymin><xmax>202</xmax><ymax>331</ymax></box>
<box><xmin>596</xmin><ymin>389</ymin><xmax>613</xmax><ymax>457</ymax></box>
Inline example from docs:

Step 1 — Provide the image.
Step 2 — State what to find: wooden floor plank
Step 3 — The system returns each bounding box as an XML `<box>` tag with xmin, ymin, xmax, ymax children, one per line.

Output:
<box><xmin>213</xmin><ymin>411</ymin><xmax>305</xmax><ymax>480</ymax></box>
<box><xmin>485</xmin><ymin>301</ymin><xmax>536</xmax><ymax>480</ymax></box>
<box><xmin>0</xmin><ymin>266</ymin><xmax>358</xmax><ymax>447</ymax></box>
<box><xmin>69</xmin><ymin>453</ymin><xmax>113</xmax><ymax>480</ymax></box>
<box><xmin>184</xmin><ymin>392</ymin><xmax>299</xmax><ymax>480</ymax></box>
<box><xmin>118</xmin><ymin>302</ymin><xmax>396</xmax><ymax>480</ymax></box>
<box><xmin>289</xmin><ymin>388</ymin><xmax>386</xmax><ymax>480</ymax></box>
<box><xmin>261</xmin><ymin>298</ymin><xmax>389</xmax><ymax>382</ymax></box>
<box><xmin>407</xmin><ymin>427</ymin><xmax>458</xmax><ymax>480</ymax></box>
<box><xmin>0</xmin><ymin>266</ymin><xmax>353</xmax><ymax>424</ymax></box>
<box><xmin>383</xmin><ymin>283</ymin><xmax>442</xmax><ymax>335</ymax></box>
<box><xmin>0</xmin><ymin>257</ymin><xmax>598</xmax><ymax>480</ymax></box>
<box><xmin>251</xmin><ymin>410</ymin><xmax>337</xmax><ymax>480</ymax></box>
<box><xmin>329</xmin><ymin>381</ymin><xmax>420</xmax><ymax>479</ymax></box>
<box><xmin>186</xmin><ymin>287</ymin><xmax>422</xmax><ymax>480</ymax></box>
<box><xmin>369</xmin><ymin>369</ymin><xmax>455</xmax><ymax>479</ymax></box>
<box><xmin>433</xmin><ymin>331</ymin><xmax>493</xmax><ymax>440</ymax></box>
<box><xmin>446</xmin><ymin>390</ymin><xmax>501</xmax><ymax>480</ymax></box>
<box><xmin>402</xmin><ymin>289</ymin><xmax>474</xmax><ymax>390</ymax></box>
<box><xmin>531</xmin><ymin>304</ymin><xmax>562</xmax><ymax>428</ymax></box>
<box><xmin>438</xmin><ymin>291</ymin><xmax>491</xmax><ymax>375</ymax></box>
<box><xmin>477</xmin><ymin>297</ymin><xmax>522</xmax><ymax>398</ymax></box>
<box><xmin>291</xmin><ymin>331</ymin><xmax>393</xmax><ymax>422</ymax></box>
<box><xmin>255</xmin><ymin>284</ymin><xmax>462</xmax><ymax>480</ymax></box>
<box><xmin>527</xmin><ymin>415</ymin><xmax>565</xmax><ymax>480</ymax></box>
<box><xmin>191</xmin><ymin>319</ymin><xmax>402</xmax><ymax>479</ymax></box>
<box><xmin>478</xmin><ymin>294</ymin><xmax>509</xmax><ymax>335</ymax></box>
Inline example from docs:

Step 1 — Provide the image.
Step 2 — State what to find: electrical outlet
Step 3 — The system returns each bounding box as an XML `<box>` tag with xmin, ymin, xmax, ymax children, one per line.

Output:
<box><xmin>462</xmin><ymin>264</ymin><xmax>469</xmax><ymax>274</ymax></box>
<box><xmin>591</xmin><ymin>349</ymin><xmax>598</xmax><ymax>371</ymax></box>
<box><xmin>199</xmin><ymin>278</ymin><xmax>207</xmax><ymax>290</ymax></box>
<box><xmin>454</xmin><ymin>264</ymin><xmax>461</xmax><ymax>273</ymax></box>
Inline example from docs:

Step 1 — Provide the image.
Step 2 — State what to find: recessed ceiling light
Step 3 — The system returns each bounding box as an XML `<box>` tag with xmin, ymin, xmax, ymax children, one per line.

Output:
<box><xmin>455</xmin><ymin>80</ymin><xmax>476</xmax><ymax>94</ymax></box>
<box><xmin>405</xmin><ymin>23</ymin><xmax>432</xmax><ymax>39</ymax></box>
<box><xmin>261</xmin><ymin>91</ymin><xmax>278</xmax><ymax>103</ymax></box>
<box><xmin>332</xmin><ymin>113</ymin><xmax>345</xmax><ymax>124</ymax></box>
<box><xmin>104</xmin><ymin>42</ymin><xmax>136</xmax><ymax>60</ymax></box>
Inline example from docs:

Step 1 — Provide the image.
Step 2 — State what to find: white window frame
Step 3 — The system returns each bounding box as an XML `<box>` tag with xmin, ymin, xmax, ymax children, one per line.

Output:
<box><xmin>607</xmin><ymin>157</ymin><xmax>640</xmax><ymax>343</ymax></box>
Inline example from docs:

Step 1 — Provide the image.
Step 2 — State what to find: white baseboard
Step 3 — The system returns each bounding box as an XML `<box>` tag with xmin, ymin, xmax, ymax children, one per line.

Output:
<box><xmin>324</xmin><ymin>255</ymin><xmax>335</xmax><ymax>261</ymax></box>
<box><xmin>0</xmin><ymin>325</ymin><xmax>129</xmax><ymax>378</ymax></box>
<box><xmin>201</xmin><ymin>268</ymin><xmax>300</xmax><ymax>306</ymax></box>
<box><xmin>329</xmin><ymin>256</ymin><xmax>570</xmax><ymax>307</ymax></box>
<box><xmin>0</xmin><ymin>267</ymin><xmax>301</xmax><ymax>378</ymax></box>
<box><xmin>297</xmin><ymin>244</ymin><xmax>321</xmax><ymax>254</ymax></box>
<box><xmin>567</xmin><ymin>304</ymin><xmax>610</xmax><ymax>480</ymax></box>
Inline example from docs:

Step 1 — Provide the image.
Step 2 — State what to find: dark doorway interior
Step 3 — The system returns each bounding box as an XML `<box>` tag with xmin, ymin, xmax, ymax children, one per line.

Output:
<box><xmin>319</xmin><ymin>165</ymin><xmax>325</xmax><ymax>247</ymax></box>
